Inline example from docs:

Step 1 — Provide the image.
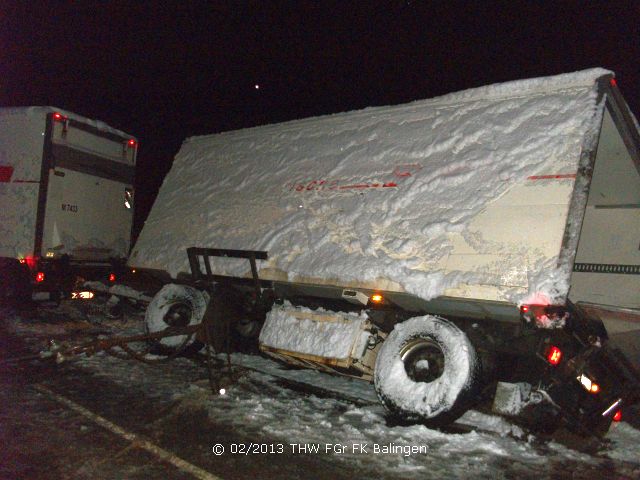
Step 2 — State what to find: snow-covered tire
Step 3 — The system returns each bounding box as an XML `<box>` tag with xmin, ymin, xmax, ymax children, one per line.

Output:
<box><xmin>374</xmin><ymin>315</ymin><xmax>479</xmax><ymax>426</ymax></box>
<box><xmin>144</xmin><ymin>284</ymin><xmax>208</xmax><ymax>353</ymax></box>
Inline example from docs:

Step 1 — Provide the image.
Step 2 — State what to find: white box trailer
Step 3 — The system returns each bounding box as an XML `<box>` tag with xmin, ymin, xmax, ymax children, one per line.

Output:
<box><xmin>131</xmin><ymin>69</ymin><xmax>639</xmax><ymax>436</ymax></box>
<box><xmin>0</xmin><ymin>107</ymin><xmax>137</xmax><ymax>301</ymax></box>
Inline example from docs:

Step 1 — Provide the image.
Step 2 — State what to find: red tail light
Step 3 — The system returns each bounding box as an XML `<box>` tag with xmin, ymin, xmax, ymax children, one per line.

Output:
<box><xmin>108</xmin><ymin>273</ymin><xmax>116</xmax><ymax>282</ymax></box>
<box><xmin>613</xmin><ymin>410</ymin><xmax>622</xmax><ymax>422</ymax></box>
<box><xmin>36</xmin><ymin>272</ymin><xmax>45</xmax><ymax>283</ymax></box>
<box><xmin>21</xmin><ymin>256</ymin><xmax>37</xmax><ymax>270</ymax></box>
<box><xmin>521</xmin><ymin>304</ymin><xmax>570</xmax><ymax>328</ymax></box>
<box><xmin>546</xmin><ymin>346</ymin><xmax>562</xmax><ymax>366</ymax></box>
<box><xmin>52</xmin><ymin>112</ymin><xmax>68</xmax><ymax>122</ymax></box>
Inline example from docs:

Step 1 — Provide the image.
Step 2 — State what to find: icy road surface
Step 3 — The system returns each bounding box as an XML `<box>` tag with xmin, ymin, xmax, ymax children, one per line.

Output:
<box><xmin>5</xmin><ymin>306</ymin><xmax>640</xmax><ymax>480</ymax></box>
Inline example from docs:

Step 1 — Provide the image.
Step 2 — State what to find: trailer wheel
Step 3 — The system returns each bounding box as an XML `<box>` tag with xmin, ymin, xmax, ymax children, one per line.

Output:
<box><xmin>374</xmin><ymin>315</ymin><xmax>479</xmax><ymax>426</ymax></box>
<box><xmin>145</xmin><ymin>284</ymin><xmax>208</xmax><ymax>353</ymax></box>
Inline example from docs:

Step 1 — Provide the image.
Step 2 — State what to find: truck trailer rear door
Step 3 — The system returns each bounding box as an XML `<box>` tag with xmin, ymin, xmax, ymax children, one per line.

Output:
<box><xmin>38</xmin><ymin>112</ymin><xmax>137</xmax><ymax>262</ymax></box>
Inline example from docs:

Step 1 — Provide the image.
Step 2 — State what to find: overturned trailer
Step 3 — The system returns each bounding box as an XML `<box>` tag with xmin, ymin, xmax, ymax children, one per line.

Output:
<box><xmin>130</xmin><ymin>69</ymin><xmax>640</xmax><ymax>435</ymax></box>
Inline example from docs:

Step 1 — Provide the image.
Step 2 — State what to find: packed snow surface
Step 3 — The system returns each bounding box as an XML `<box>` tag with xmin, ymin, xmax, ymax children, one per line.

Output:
<box><xmin>131</xmin><ymin>69</ymin><xmax>611</xmax><ymax>304</ymax></box>
<box><xmin>77</xmin><ymin>348</ymin><xmax>640</xmax><ymax>480</ymax></box>
<box><xmin>6</xmin><ymin>310</ymin><xmax>640</xmax><ymax>479</ymax></box>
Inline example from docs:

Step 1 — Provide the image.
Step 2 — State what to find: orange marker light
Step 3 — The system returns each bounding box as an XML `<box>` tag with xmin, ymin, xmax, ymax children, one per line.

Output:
<box><xmin>590</xmin><ymin>383</ymin><xmax>600</xmax><ymax>394</ymax></box>
<box><xmin>370</xmin><ymin>294</ymin><xmax>383</xmax><ymax>303</ymax></box>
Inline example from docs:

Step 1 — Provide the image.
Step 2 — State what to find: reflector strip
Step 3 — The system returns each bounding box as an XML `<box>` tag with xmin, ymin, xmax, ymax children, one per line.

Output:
<box><xmin>573</xmin><ymin>263</ymin><xmax>640</xmax><ymax>275</ymax></box>
<box><xmin>602</xmin><ymin>398</ymin><xmax>622</xmax><ymax>417</ymax></box>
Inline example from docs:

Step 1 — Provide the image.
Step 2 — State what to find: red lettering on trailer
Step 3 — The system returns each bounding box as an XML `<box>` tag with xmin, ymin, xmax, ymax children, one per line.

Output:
<box><xmin>393</xmin><ymin>164</ymin><xmax>423</xmax><ymax>178</ymax></box>
<box><xmin>0</xmin><ymin>165</ymin><xmax>14</xmax><ymax>182</ymax></box>
<box><xmin>286</xmin><ymin>166</ymin><xmax>413</xmax><ymax>193</ymax></box>
<box><xmin>339</xmin><ymin>184</ymin><xmax>371</xmax><ymax>190</ymax></box>
<box><xmin>527</xmin><ymin>174</ymin><xmax>577</xmax><ymax>180</ymax></box>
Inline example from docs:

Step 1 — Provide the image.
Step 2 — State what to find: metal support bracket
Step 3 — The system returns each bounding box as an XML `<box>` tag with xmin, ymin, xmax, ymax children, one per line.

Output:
<box><xmin>186</xmin><ymin>247</ymin><xmax>269</xmax><ymax>299</ymax></box>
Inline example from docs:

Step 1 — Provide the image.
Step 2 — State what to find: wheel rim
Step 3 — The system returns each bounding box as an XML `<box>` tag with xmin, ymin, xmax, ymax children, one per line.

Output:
<box><xmin>163</xmin><ymin>302</ymin><xmax>193</xmax><ymax>328</ymax></box>
<box><xmin>400</xmin><ymin>338</ymin><xmax>445</xmax><ymax>383</ymax></box>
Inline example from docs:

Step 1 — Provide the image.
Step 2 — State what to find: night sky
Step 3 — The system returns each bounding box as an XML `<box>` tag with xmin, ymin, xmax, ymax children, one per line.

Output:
<box><xmin>3</xmin><ymin>1</ymin><xmax>639</xmax><ymax>236</ymax></box>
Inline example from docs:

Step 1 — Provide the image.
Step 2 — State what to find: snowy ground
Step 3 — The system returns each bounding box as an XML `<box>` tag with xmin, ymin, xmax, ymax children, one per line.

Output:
<box><xmin>3</xmin><ymin>301</ymin><xmax>640</xmax><ymax>479</ymax></box>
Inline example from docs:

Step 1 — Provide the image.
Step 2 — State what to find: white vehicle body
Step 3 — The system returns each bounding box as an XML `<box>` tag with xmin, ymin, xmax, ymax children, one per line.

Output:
<box><xmin>0</xmin><ymin>107</ymin><xmax>137</xmax><ymax>264</ymax></box>
<box><xmin>134</xmin><ymin>69</ymin><xmax>640</xmax><ymax>434</ymax></box>
<box><xmin>132</xmin><ymin>69</ymin><xmax>638</xmax><ymax>312</ymax></box>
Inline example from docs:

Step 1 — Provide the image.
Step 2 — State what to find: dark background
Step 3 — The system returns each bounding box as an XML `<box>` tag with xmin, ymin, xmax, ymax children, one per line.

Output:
<box><xmin>2</xmin><ymin>1</ymin><xmax>639</xmax><ymax>237</ymax></box>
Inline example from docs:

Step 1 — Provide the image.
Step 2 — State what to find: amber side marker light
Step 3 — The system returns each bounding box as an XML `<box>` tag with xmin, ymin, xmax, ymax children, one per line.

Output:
<box><xmin>370</xmin><ymin>294</ymin><xmax>383</xmax><ymax>303</ymax></box>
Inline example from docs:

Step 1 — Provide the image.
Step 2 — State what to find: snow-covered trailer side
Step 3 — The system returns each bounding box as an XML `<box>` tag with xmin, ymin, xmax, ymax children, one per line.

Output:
<box><xmin>0</xmin><ymin>107</ymin><xmax>138</xmax><ymax>302</ymax></box>
<box><xmin>132</xmin><ymin>69</ymin><xmax>640</xmax><ymax>436</ymax></box>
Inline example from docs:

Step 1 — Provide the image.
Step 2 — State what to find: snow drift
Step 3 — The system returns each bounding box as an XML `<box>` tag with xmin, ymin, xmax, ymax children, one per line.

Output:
<box><xmin>130</xmin><ymin>69</ymin><xmax>610</xmax><ymax>304</ymax></box>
